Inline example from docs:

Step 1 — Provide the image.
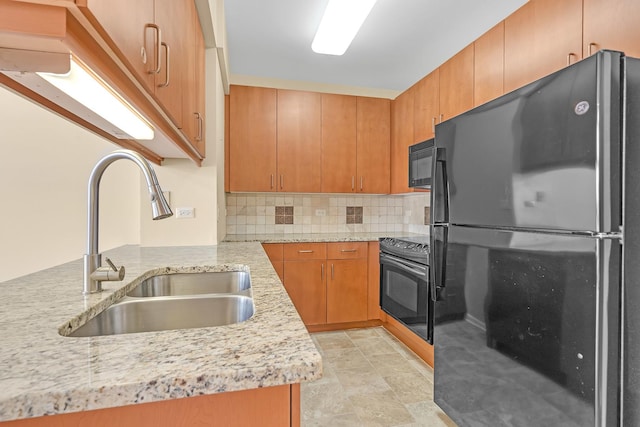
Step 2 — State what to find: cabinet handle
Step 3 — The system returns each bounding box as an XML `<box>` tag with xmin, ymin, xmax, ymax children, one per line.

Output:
<box><xmin>360</xmin><ymin>176</ymin><xmax>363</xmax><ymax>191</ymax></box>
<box><xmin>352</xmin><ymin>176</ymin><xmax>355</xmax><ymax>191</ymax></box>
<box><xmin>439</xmin><ymin>114</ymin><xmax>444</xmax><ymax>123</ymax></box>
<box><xmin>145</xmin><ymin>24</ymin><xmax>161</xmax><ymax>74</ymax></box>
<box><xmin>331</xmin><ymin>263</ymin><xmax>334</xmax><ymax>280</ymax></box>
<box><xmin>158</xmin><ymin>42</ymin><xmax>170</xmax><ymax>87</ymax></box>
<box><xmin>195</xmin><ymin>112</ymin><xmax>203</xmax><ymax>141</ymax></box>
<box><xmin>567</xmin><ymin>53</ymin><xmax>577</xmax><ymax>66</ymax></box>
<box><xmin>298</xmin><ymin>250</ymin><xmax>314</xmax><ymax>253</ymax></box>
<box><xmin>321</xmin><ymin>263</ymin><xmax>324</xmax><ymax>279</ymax></box>
<box><xmin>280</xmin><ymin>175</ymin><xmax>283</xmax><ymax>190</ymax></box>
<box><xmin>589</xmin><ymin>43</ymin><xmax>598</xmax><ymax>56</ymax></box>
<box><xmin>340</xmin><ymin>248</ymin><xmax>357</xmax><ymax>253</ymax></box>
<box><xmin>270</xmin><ymin>174</ymin><xmax>274</xmax><ymax>189</ymax></box>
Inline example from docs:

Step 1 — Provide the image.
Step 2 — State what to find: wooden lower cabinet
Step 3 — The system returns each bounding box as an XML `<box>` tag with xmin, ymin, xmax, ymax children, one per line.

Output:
<box><xmin>3</xmin><ymin>384</ymin><xmax>300</xmax><ymax>427</ymax></box>
<box><xmin>284</xmin><ymin>259</ymin><xmax>327</xmax><ymax>325</ymax></box>
<box><xmin>326</xmin><ymin>243</ymin><xmax>368</xmax><ymax>323</ymax></box>
<box><xmin>262</xmin><ymin>243</ymin><xmax>284</xmax><ymax>281</ymax></box>
<box><xmin>273</xmin><ymin>242</ymin><xmax>374</xmax><ymax>328</ymax></box>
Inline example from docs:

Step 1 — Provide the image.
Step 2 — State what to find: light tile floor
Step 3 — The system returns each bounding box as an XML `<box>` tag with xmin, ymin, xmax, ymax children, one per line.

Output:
<box><xmin>302</xmin><ymin>327</ymin><xmax>456</xmax><ymax>427</ymax></box>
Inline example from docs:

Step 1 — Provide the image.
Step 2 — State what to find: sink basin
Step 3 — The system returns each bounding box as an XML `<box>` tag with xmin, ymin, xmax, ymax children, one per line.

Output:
<box><xmin>67</xmin><ymin>295</ymin><xmax>255</xmax><ymax>337</ymax></box>
<box><xmin>128</xmin><ymin>271</ymin><xmax>251</xmax><ymax>297</ymax></box>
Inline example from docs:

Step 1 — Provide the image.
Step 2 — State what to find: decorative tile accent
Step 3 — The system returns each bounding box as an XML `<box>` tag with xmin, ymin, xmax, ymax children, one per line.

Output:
<box><xmin>424</xmin><ymin>207</ymin><xmax>430</xmax><ymax>225</ymax></box>
<box><xmin>275</xmin><ymin>206</ymin><xmax>294</xmax><ymax>224</ymax></box>
<box><xmin>346</xmin><ymin>206</ymin><xmax>363</xmax><ymax>224</ymax></box>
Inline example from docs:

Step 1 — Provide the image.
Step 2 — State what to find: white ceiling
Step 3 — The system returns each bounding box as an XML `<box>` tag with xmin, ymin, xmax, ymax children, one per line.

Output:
<box><xmin>223</xmin><ymin>0</ymin><xmax>528</xmax><ymax>93</ymax></box>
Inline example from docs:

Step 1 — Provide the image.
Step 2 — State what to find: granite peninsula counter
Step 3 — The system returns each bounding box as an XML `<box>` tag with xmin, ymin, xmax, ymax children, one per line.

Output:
<box><xmin>0</xmin><ymin>243</ymin><xmax>321</xmax><ymax>422</ymax></box>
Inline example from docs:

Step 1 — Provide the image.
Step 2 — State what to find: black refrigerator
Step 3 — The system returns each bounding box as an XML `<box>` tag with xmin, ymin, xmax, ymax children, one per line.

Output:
<box><xmin>430</xmin><ymin>50</ymin><xmax>640</xmax><ymax>426</ymax></box>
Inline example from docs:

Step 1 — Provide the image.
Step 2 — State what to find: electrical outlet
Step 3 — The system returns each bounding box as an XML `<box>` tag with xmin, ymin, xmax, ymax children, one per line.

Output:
<box><xmin>176</xmin><ymin>207</ymin><xmax>195</xmax><ymax>219</ymax></box>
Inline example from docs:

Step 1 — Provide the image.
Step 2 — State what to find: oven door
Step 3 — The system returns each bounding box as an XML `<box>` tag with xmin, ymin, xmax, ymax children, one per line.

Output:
<box><xmin>380</xmin><ymin>252</ymin><xmax>432</xmax><ymax>343</ymax></box>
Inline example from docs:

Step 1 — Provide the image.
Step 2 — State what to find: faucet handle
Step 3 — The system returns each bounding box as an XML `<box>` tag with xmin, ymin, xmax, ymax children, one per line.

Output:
<box><xmin>105</xmin><ymin>257</ymin><xmax>119</xmax><ymax>272</ymax></box>
<box><xmin>90</xmin><ymin>258</ymin><xmax>125</xmax><ymax>282</ymax></box>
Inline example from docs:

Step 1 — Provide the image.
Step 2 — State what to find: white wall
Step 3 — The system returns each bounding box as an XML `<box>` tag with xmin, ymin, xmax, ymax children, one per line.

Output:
<box><xmin>138</xmin><ymin>48</ymin><xmax>223</xmax><ymax>247</ymax></box>
<box><xmin>0</xmin><ymin>88</ymin><xmax>140</xmax><ymax>282</ymax></box>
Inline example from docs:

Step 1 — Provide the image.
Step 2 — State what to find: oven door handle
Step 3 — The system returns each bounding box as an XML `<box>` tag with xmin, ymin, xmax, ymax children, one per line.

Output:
<box><xmin>379</xmin><ymin>253</ymin><xmax>428</xmax><ymax>278</ymax></box>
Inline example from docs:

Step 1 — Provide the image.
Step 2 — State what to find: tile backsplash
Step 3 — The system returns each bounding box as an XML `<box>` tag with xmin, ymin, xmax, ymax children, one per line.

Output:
<box><xmin>226</xmin><ymin>193</ymin><xmax>430</xmax><ymax>235</ymax></box>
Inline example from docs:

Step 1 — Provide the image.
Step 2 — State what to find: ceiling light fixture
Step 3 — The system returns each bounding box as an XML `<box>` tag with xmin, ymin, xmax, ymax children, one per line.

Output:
<box><xmin>312</xmin><ymin>0</ymin><xmax>377</xmax><ymax>56</ymax></box>
<box><xmin>37</xmin><ymin>56</ymin><xmax>155</xmax><ymax>140</ymax></box>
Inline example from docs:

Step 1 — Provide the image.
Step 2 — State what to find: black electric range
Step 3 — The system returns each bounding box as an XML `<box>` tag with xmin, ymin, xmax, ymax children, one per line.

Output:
<box><xmin>379</xmin><ymin>235</ymin><xmax>432</xmax><ymax>343</ymax></box>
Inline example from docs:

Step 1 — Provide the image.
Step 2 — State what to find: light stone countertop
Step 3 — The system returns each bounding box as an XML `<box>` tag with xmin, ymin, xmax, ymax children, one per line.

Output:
<box><xmin>224</xmin><ymin>231</ymin><xmax>425</xmax><ymax>243</ymax></box>
<box><xmin>0</xmin><ymin>243</ymin><xmax>322</xmax><ymax>422</ymax></box>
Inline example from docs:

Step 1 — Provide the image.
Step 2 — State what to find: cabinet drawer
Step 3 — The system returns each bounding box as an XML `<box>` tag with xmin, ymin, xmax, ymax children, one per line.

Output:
<box><xmin>262</xmin><ymin>243</ymin><xmax>284</xmax><ymax>261</ymax></box>
<box><xmin>283</xmin><ymin>243</ymin><xmax>327</xmax><ymax>260</ymax></box>
<box><xmin>327</xmin><ymin>242</ymin><xmax>368</xmax><ymax>259</ymax></box>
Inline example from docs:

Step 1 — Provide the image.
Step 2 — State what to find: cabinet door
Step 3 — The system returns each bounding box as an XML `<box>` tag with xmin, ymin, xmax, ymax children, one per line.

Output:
<box><xmin>367</xmin><ymin>241</ymin><xmax>381</xmax><ymax>320</ymax></box>
<box><xmin>413</xmin><ymin>69</ymin><xmax>439</xmax><ymax>142</ymax></box>
<box><xmin>474</xmin><ymin>21</ymin><xmax>504</xmax><ymax>107</ymax></box>
<box><xmin>356</xmin><ymin>97</ymin><xmax>390</xmax><ymax>194</ymax></box>
<box><xmin>439</xmin><ymin>44</ymin><xmax>474</xmax><ymax>121</ymax></box>
<box><xmin>229</xmin><ymin>86</ymin><xmax>277</xmax><ymax>192</ymax></box>
<box><xmin>327</xmin><ymin>258</ymin><xmax>368</xmax><ymax>323</ymax></box>
<box><xmin>390</xmin><ymin>88</ymin><xmax>414</xmax><ymax>194</ymax></box>
<box><xmin>283</xmin><ymin>260</ymin><xmax>326</xmax><ymax>325</ymax></box>
<box><xmin>277</xmin><ymin>90</ymin><xmax>322</xmax><ymax>193</ymax></box>
<box><xmin>321</xmin><ymin>94</ymin><xmax>357</xmax><ymax>193</ymax></box>
<box><xmin>82</xmin><ymin>0</ymin><xmax>155</xmax><ymax>92</ymax></box>
<box><xmin>154</xmin><ymin>0</ymin><xmax>188</xmax><ymax>128</ymax></box>
<box><xmin>183</xmin><ymin>1</ymin><xmax>205</xmax><ymax>157</ymax></box>
<box><xmin>504</xmin><ymin>0</ymin><xmax>583</xmax><ymax>93</ymax></box>
<box><xmin>583</xmin><ymin>0</ymin><xmax>640</xmax><ymax>59</ymax></box>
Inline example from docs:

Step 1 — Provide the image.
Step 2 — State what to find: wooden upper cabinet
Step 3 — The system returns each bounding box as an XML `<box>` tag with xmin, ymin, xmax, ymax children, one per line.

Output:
<box><xmin>474</xmin><ymin>21</ymin><xmax>505</xmax><ymax>107</ymax></box>
<box><xmin>413</xmin><ymin>69</ymin><xmax>439</xmax><ymax>142</ymax></box>
<box><xmin>82</xmin><ymin>0</ymin><xmax>155</xmax><ymax>92</ymax></box>
<box><xmin>504</xmin><ymin>0</ymin><xmax>583</xmax><ymax>93</ymax></box>
<box><xmin>356</xmin><ymin>97</ymin><xmax>391</xmax><ymax>194</ymax></box>
<box><xmin>183</xmin><ymin>0</ymin><xmax>205</xmax><ymax>157</ymax></box>
<box><xmin>583</xmin><ymin>0</ymin><xmax>640</xmax><ymax>59</ymax></box>
<box><xmin>321</xmin><ymin>94</ymin><xmax>357</xmax><ymax>193</ymax></box>
<box><xmin>154</xmin><ymin>0</ymin><xmax>188</xmax><ymax>128</ymax></box>
<box><xmin>277</xmin><ymin>89</ymin><xmax>322</xmax><ymax>193</ymax></box>
<box><xmin>229</xmin><ymin>85</ymin><xmax>277</xmax><ymax>192</ymax></box>
<box><xmin>439</xmin><ymin>44</ymin><xmax>474</xmax><ymax>122</ymax></box>
<box><xmin>390</xmin><ymin>88</ymin><xmax>414</xmax><ymax>194</ymax></box>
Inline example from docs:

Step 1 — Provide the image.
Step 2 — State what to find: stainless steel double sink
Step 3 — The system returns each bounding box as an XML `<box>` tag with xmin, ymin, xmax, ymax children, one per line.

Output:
<box><xmin>66</xmin><ymin>271</ymin><xmax>255</xmax><ymax>337</ymax></box>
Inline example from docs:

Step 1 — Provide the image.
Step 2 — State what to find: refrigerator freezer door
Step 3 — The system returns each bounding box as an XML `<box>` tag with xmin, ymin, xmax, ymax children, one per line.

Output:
<box><xmin>434</xmin><ymin>51</ymin><xmax>622</xmax><ymax>233</ymax></box>
<box><xmin>622</xmin><ymin>56</ymin><xmax>640</xmax><ymax>427</ymax></box>
<box><xmin>433</xmin><ymin>226</ymin><xmax>621</xmax><ymax>427</ymax></box>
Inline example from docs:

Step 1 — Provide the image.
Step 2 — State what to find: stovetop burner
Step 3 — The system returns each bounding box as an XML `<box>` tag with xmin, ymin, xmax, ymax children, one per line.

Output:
<box><xmin>379</xmin><ymin>235</ymin><xmax>429</xmax><ymax>265</ymax></box>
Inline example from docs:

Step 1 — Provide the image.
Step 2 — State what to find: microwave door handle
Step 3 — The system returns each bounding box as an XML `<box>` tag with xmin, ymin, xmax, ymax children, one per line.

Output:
<box><xmin>430</xmin><ymin>225</ymin><xmax>448</xmax><ymax>302</ymax></box>
<box><xmin>380</xmin><ymin>253</ymin><xmax>427</xmax><ymax>278</ymax></box>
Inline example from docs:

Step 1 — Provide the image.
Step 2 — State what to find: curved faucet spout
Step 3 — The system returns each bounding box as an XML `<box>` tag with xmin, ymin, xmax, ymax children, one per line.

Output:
<box><xmin>84</xmin><ymin>149</ymin><xmax>173</xmax><ymax>294</ymax></box>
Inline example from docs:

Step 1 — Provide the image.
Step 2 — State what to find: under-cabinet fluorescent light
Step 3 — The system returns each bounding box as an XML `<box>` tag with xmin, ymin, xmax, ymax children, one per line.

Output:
<box><xmin>312</xmin><ymin>0</ymin><xmax>377</xmax><ymax>56</ymax></box>
<box><xmin>37</xmin><ymin>57</ymin><xmax>154</xmax><ymax>140</ymax></box>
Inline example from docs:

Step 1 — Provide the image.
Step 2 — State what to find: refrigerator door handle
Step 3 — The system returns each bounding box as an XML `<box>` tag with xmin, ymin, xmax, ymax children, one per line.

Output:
<box><xmin>430</xmin><ymin>225</ymin><xmax>448</xmax><ymax>301</ymax></box>
<box><xmin>432</xmin><ymin>147</ymin><xmax>450</xmax><ymax>224</ymax></box>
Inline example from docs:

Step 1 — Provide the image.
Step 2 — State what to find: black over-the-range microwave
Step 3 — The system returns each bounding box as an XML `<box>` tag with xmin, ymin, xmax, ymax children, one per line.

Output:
<box><xmin>408</xmin><ymin>138</ymin><xmax>434</xmax><ymax>188</ymax></box>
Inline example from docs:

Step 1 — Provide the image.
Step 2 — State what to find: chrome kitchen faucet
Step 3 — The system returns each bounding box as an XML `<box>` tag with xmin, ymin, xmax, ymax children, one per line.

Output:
<box><xmin>83</xmin><ymin>150</ymin><xmax>172</xmax><ymax>294</ymax></box>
